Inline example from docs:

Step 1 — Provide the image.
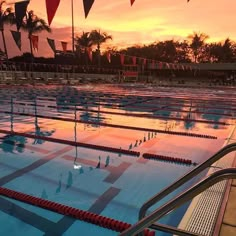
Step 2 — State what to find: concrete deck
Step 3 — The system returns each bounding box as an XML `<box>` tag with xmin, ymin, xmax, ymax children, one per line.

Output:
<box><xmin>219</xmin><ymin>128</ymin><xmax>236</xmax><ymax>236</ymax></box>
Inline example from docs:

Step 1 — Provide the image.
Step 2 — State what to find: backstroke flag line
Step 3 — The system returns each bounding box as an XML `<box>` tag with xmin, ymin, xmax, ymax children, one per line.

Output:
<box><xmin>47</xmin><ymin>38</ymin><xmax>56</xmax><ymax>52</ymax></box>
<box><xmin>83</xmin><ymin>0</ymin><xmax>94</xmax><ymax>18</ymax></box>
<box><xmin>10</xmin><ymin>30</ymin><xmax>21</xmax><ymax>50</ymax></box>
<box><xmin>15</xmin><ymin>0</ymin><xmax>30</xmax><ymax>30</ymax></box>
<box><xmin>45</xmin><ymin>0</ymin><xmax>61</xmax><ymax>25</ymax></box>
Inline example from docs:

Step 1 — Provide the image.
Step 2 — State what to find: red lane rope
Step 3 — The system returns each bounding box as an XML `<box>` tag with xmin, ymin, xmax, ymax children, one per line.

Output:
<box><xmin>143</xmin><ymin>153</ymin><xmax>197</xmax><ymax>166</ymax></box>
<box><xmin>0</xmin><ymin>187</ymin><xmax>155</xmax><ymax>235</ymax></box>
<box><xmin>0</xmin><ymin>111</ymin><xmax>218</xmax><ymax>139</ymax></box>
<box><xmin>0</xmin><ymin>129</ymin><xmax>140</xmax><ymax>157</ymax></box>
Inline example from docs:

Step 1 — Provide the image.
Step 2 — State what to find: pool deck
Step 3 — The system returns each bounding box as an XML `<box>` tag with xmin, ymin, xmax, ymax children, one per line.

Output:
<box><xmin>219</xmin><ymin>125</ymin><xmax>236</xmax><ymax>236</ymax></box>
<box><xmin>178</xmin><ymin>122</ymin><xmax>236</xmax><ymax>236</ymax></box>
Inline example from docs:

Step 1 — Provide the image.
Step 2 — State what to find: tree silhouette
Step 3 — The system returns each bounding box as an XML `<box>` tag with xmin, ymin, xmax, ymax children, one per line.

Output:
<box><xmin>90</xmin><ymin>29</ymin><xmax>112</xmax><ymax>67</ymax></box>
<box><xmin>21</xmin><ymin>10</ymin><xmax>51</xmax><ymax>57</ymax></box>
<box><xmin>0</xmin><ymin>1</ymin><xmax>15</xmax><ymax>59</ymax></box>
<box><xmin>187</xmin><ymin>32</ymin><xmax>209</xmax><ymax>62</ymax></box>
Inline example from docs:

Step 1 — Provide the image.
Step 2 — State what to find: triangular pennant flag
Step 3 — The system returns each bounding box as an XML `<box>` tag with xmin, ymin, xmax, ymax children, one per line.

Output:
<box><xmin>87</xmin><ymin>47</ymin><xmax>92</xmax><ymax>61</ymax></box>
<box><xmin>10</xmin><ymin>30</ymin><xmax>21</xmax><ymax>50</ymax></box>
<box><xmin>15</xmin><ymin>0</ymin><xmax>30</xmax><ymax>31</ymax></box>
<box><xmin>47</xmin><ymin>38</ymin><xmax>56</xmax><ymax>52</ymax></box>
<box><xmin>120</xmin><ymin>54</ymin><xmax>125</xmax><ymax>65</ymax></box>
<box><xmin>30</xmin><ymin>35</ymin><xmax>39</xmax><ymax>52</ymax></box>
<box><xmin>45</xmin><ymin>0</ymin><xmax>61</xmax><ymax>25</ymax></box>
<box><xmin>106</xmin><ymin>52</ymin><xmax>111</xmax><ymax>63</ymax></box>
<box><xmin>130</xmin><ymin>0</ymin><xmax>135</xmax><ymax>6</ymax></box>
<box><xmin>61</xmin><ymin>41</ymin><xmax>67</xmax><ymax>52</ymax></box>
<box><xmin>132</xmin><ymin>56</ymin><xmax>136</xmax><ymax>65</ymax></box>
<box><xmin>83</xmin><ymin>0</ymin><xmax>94</xmax><ymax>18</ymax></box>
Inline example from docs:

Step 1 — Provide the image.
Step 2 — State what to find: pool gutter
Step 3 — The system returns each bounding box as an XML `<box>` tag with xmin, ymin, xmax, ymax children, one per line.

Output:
<box><xmin>178</xmin><ymin>124</ymin><xmax>236</xmax><ymax>235</ymax></box>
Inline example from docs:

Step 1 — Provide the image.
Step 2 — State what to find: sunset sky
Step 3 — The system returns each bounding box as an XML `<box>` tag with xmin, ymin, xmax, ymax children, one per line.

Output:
<box><xmin>1</xmin><ymin>0</ymin><xmax>236</xmax><ymax>58</ymax></box>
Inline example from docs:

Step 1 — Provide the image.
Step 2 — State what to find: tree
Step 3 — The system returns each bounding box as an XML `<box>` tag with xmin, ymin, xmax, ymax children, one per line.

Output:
<box><xmin>74</xmin><ymin>31</ymin><xmax>93</xmax><ymax>65</ymax></box>
<box><xmin>176</xmin><ymin>40</ymin><xmax>191</xmax><ymax>63</ymax></box>
<box><xmin>221</xmin><ymin>38</ymin><xmax>235</xmax><ymax>62</ymax></box>
<box><xmin>90</xmin><ymin>29</ymin><xmax>112</xmax><ymax>67</ymax></box>
<box><xmin>21</xmin><ymin>10</ymin><xmax>51</xmax><ymax>57</ymax></box>
<box><xmin>187</xmin><ymin>32</ymin><xmax>209</xmax><ymax>62</ymax></box>
<box><xmin>0</xmin><ymin>1</ymin><xmax>15</xmax><ymax>59</ymax></box>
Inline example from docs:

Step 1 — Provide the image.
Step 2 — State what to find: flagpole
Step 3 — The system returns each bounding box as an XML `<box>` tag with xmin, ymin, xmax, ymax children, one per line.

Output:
<box><xmin>71</xmin><ymin>0</ymin><xmax>75</xmax><ymax>53</ymax></box>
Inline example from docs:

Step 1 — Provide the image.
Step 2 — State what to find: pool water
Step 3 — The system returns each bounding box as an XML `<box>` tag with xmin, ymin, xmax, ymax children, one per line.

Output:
<box><xmin>0</xmin><ymin>84</ymin><xmax>235</xmax><ymax>236</ymax></box>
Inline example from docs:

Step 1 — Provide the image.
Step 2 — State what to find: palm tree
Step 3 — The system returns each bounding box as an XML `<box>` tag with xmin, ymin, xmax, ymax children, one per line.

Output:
<box><xmin>221</xmin><ymin>38</ymin><xmax>235</xmax><ymax>62</ymax></box>
<box><xmin>187</xmin><ymin>32</ymin><xmax>209</xmax><ymax>62</ymax></box>
<box><xmin>21</xmin><ymin>10</ymin><xmax>51</xmax><ymax>57</ymax></box>
<box><xmin>74</xmin><ymin>31</ymin><xmax>93</xmax><ymax>65</ymax></box>
<box><xmin>90</xmin><ymin>29</ymin><xmax>112</xmax><ymax>67</ymax></box>
<box><xmin>0</xmin><ymin>1</ymin><xmax>15</xmax><ymax>59</ymax></box>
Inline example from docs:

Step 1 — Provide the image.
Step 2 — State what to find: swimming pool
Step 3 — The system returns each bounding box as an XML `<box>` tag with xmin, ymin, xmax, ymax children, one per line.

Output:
<box><xmin>0</xmin><ymin>84</ymin><xmax>235</xmax><ymax>235</ymax></box>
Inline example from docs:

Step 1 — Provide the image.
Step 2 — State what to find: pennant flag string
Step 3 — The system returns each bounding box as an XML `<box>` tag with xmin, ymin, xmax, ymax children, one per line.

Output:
<box><xmin>47</xmin><ymin>38</ymin><xmax>56</xmax><ymax>52</ymax></box>
<box><xmin>30</xmin><ymin>35</ymin><xmax>39</xmax><ymax>52</ymax></box>
<box><xmin>130</xmin><ymin>0</ymin><xmax>135</xmax><ymax>6</ymax></box>
<box><xmin>83</xmin><ymin>0</ymin><xmax>95</xmax><ymax>18</ymax></box>
<box><xmin>45</xmin><ymin>0</ymin><xmax>61</xmax><ymax>26</ymax></box>
<box><xmin>61</xmin><ymin>41</ymin><xmax>68</xmax><ymax>52</ymax></box>
<box><xmin>15</xmin><ymin>0</ymin><xmax>30</xmax><ymax>31</ymax></box>
<box><xmin>10</xmin><ymin>30</ymin><xmax>21</xmax><ymax>50</ymax></box>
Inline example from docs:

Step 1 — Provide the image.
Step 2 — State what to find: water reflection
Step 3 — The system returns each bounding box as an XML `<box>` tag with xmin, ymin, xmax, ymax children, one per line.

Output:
<box><xmin>32</xmin><ymin>98</ymin><xmax>55</xmax><ymax>144</ymax></box>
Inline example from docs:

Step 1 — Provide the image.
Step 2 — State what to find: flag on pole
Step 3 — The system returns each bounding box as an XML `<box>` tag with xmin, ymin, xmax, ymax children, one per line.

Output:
<box><xmin>83</xmin><ymin>0</ymin><xmax>94</xmax><ymax>18</ymax></box>
<box><xmin>47</xmin><ymin>38</ymin><xmax>56</xmax><ymax>52</ymax></box>
<box><xmin>30</xmin><ymin>35</ymin><xmax>39</xmax><ymax>52</ymax></box>
<box><xmin>45</xmin><ymin>0</ymin><xmax>61</xmax><ymax>25</ymax></box>
<box><xmin>10</xmin><ymin>30</ymin><xmax>21</xmax><ymax>50</ymax></box>
<box><xmin>15</xmin><ymin>0</ymin><xmax>30</xmax><ymax>30</ymax></box>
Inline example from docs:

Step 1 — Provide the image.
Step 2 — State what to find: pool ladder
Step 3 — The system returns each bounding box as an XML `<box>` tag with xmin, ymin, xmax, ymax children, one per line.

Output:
<box><xmin>120</xmin><ymin>142</ymin><xmax>236</xmax><ymax>236</ymax></box>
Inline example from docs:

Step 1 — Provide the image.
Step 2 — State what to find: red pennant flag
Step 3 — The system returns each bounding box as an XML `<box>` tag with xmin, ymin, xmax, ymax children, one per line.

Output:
<box><xmin>61</xmin><ymin>41</ymin><xmax>67</xmax><ymax>52</ymax></box>
<box><xmin>130</xmin><ymin>0</ymin><xmax>135</xmax><ymax>6</ymax></box>
<box><xmin>10</xmin><ymin>31</ymin><xmax>21</xmax><ymax>50</ymax></box>
<box><xmin>132</xmin><ymin>56</ymin><xmax>136</xmax><ymax>65</ymax></box>
<box><xmin>30</xmin><ymin>35</ymin><xmax>39</xmax><ymax>52</ymax></box>
<box><xmin>120</xmin><ymin>54</ymin><xmax>125</xmax><ymax>65</ymax></box>
<box><xmin>87</xmin><ymin>47</ymin><xmax>93</xmax><ymax>61</ymax></box>
<box><xmin>159</xmin><ymin>62</ymin><xmax>163</xmax><ymax>69</ymax></box>
<box><xmin>106</xmin><ymin>52</ymin><xmax>111</xmax><ymax>63</ymax></box>
<box><xmin>83</xmin><ymin>0</ymin><xmax>94</xmax><ymax>18</ymax></box>
<box><xmin>45</xmin><ymin>0</ymin><xmax>61</xmax><ymax>26</ymax></box>
<box><xmin>15</xmin><ymin>0</ymin><xmax>30</xmax><ymax>30</ymax></box>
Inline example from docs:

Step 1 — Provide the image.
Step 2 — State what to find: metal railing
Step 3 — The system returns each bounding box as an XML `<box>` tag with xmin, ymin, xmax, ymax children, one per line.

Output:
<box><xmin>139</xmin><ymin>143</ymin><xmax>236</xmax><ymax>220</ymax></box>
<box><xmin>120</xmin><ymin>167</ymin><xmax>236</xmax><ymax>236</ymax></box>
